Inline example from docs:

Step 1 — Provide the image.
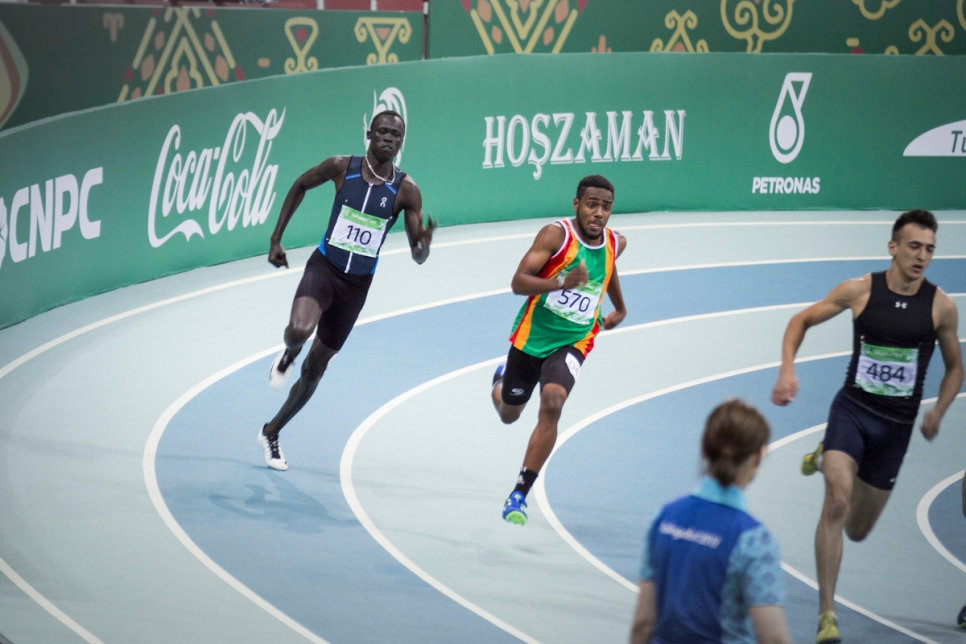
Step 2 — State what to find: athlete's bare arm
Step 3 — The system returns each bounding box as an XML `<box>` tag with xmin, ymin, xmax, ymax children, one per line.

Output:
<box><xmin>510</xmin><ymin>224</ymin><xmax>588</xmax><ymax>296</ymax></box>
<box><xmin>748</xmin><ymin>605</ymin><xmax>793</xmax><ymax>644</ymax></box>
<box><xmin>268</xmin><ymin>155</ymin><xmax>351</xmax><ymax>268</ymax></box>
<box><xmin>771</xmin><ymin>275</ymin><xmax>872</xmax><ymax>406</ymax></box>
<box><xmin>629</xmin><ymin>581</ymin><xmax>657</xmax><ymax>644</ymax></box>
<box><xmin>397</xmin><ymin>175</ymin><xmax>435</xmax><ymax>265</ymax></box>
<box><xmin>602</xmin><ymin>234</ymin><xmax>628</xmax><ymax>330</ymax></box>
<box><xmin>920</xmin><ymin>291</ymin><xmax>963</xmax><ymax>440</ymax></box>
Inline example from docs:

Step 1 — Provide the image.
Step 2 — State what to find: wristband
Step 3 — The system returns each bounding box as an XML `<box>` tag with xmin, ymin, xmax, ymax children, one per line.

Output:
<box><xmin>556</xmin><ymin>275</ymin><xmax>565</xmax><ymax>289</ymax></box>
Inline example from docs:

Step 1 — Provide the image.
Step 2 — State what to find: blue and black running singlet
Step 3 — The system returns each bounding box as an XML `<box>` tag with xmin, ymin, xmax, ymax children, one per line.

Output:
<box><xmin>318</xmin><ymin>155</ymin><xmax>406</xmax><ymax>275</ymax></box>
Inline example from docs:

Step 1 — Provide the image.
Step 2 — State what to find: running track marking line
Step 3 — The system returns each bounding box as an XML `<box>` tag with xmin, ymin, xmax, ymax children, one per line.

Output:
<box><xmin>916</xmin><ymin>392</ymin><xmax>966</xmax><ymax>576</ymax></box>
<box><xmin>531</xmin><ymin>354</ymin><xmax>846</xmax><ymax>595</ymax></box>
<box><xmin>0</xmin><ymin>559</ymin><xmax>103</xmax><ymax>644</ymax></box>
<box><xmin>143</xmin><ymin>347</ymin><xmax>331</xmax><ymax>644</ymax></box>
<box><xmin>339</xmin><ymin>356</ymin><xmax>539</xmax><ymax>644</ymax></box>
<box><xmin>918</xmin><ymin>470</ymin><xmax>966</xmax><ymax>576</ymax></box>
<box><xmin>0</xmin><ymin>243</ymin><xmax>962</xmax><ymax>641</ymax></box>
<box><xmin>536</xmin><ymin>384</ymin><xmax>965</xmax><ymax>642</ymax></box>
<box><xmin>338</xmin><ymin>304</ymin><xmax>839</xmax><ymax>637</ymax></box>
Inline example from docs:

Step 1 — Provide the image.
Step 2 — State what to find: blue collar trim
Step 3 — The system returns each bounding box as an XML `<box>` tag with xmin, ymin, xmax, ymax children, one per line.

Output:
<box><xmin>693</xmin><ymin>476</ymin><xmax>749</xmax><ymax>512</ymax></box>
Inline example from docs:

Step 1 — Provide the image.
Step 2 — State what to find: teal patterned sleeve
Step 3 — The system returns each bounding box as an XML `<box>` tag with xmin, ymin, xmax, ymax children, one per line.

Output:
<box><xmin>735</xmin><ymin>525</ymin><xmax>785</xmax><ymax>606</ymax></box>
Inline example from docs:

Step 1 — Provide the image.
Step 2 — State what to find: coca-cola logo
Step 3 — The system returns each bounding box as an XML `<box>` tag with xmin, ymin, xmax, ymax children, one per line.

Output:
<box><xmin>148</xmin><ymin>109</ymin><xmax>285</xmax><ymax>248</ymax></box>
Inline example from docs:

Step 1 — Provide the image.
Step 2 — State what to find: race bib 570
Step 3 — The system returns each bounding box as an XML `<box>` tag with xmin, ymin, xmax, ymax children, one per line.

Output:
<box><xmin>543</xmin><ymin>280</ymin><xmax>603</xmax><ymax>325</ymax></box>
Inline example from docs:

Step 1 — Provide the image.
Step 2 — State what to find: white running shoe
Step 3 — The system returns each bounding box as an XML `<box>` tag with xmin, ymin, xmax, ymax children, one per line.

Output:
<box><xmin>258</xmin><ymin>426</ymin><xmax>288</xmax><ymax>471</ymax></box>
<box><xmin>269</xmin><ymin>349</ymin><xmax>296</xmax><ymax>389</ymax></box>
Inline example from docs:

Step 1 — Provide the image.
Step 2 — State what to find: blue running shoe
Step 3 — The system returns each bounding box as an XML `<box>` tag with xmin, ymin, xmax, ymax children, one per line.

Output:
<box><xmin>492</xmin><ymin>363</ymin><xmax>506</xmax><ymax>387</ymax></box>
<box><xmin>502</xmin><ymin>491</ymin><xmax>527</xmax><ymax>525</ymax></box>
<box><xmin>957</xmin><ymin>603</ymin><xmax>966</xmax><ymax>628</ymax></box>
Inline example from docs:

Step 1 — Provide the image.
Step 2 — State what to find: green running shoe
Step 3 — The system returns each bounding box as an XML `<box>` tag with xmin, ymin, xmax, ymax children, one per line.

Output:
<box><xmin>502</xmin><ymin>491</ymin><xmax>527</xmax><ymax>525</ymax></box>
<box><xmin>816</xmin><ymin>611</ymin><xmax>841</xmax><ymax>644</ymax></box>
<box><xmin>802</xmin><ymin>440</ymin><xmax>824</xmax><ymax>476</ymax></box>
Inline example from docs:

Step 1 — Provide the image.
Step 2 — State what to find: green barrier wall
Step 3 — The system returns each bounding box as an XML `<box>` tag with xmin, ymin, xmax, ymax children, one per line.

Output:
<box><xmin>0</xmin><ymin>4</ymin><xmax>423</xmax><ymax>130</ymax></box>
<box><xmin>1</xmin><ymin>52</ymin><xmax>964</xmax><ymax>328</ymax></box>
<box><xmin>429</xmin><ymin>0</ymin><xmax>966</xmax><ymax>57</ymax></box>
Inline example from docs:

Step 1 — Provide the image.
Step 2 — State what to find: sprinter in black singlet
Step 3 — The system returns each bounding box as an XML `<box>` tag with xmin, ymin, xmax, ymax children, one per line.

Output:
<box><xmin>771</xmin><ymin>210</ymin><xmax>963</xmax><ymax>644</ymax></box>
<box><xmin>258</xmin><ymin>110</ymin><xmax>435</xmax><ymax>471</ymax></box>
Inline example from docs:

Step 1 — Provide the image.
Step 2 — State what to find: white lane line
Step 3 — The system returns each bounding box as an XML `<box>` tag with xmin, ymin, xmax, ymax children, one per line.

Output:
<box><xmin>339</xmin><ymin>357</ymin><xmax>541</xmax><ymax>644</ymax></box>
<box><xmin>531</xmin><ymin>351</ymin><xmax>847</xmax><ymax>596</ymax></box>
<box><xmin>0</xmin><ymin>559</ymin><xmax>104</xmax><ymax>643</ymax></box>
<box><xmin>779</xmin><ymin>563</ymin><xmax>939</xmax><ymax>644</ymax></box>
<box><xmin>915</xmin><ymin>392</ymin><xmax>966</xmax><ymax>577</ymax></box>
<box><xmin>535</xmin><ymin>361</ymin><xmax>965</xmax><ymax>642</ymax></box>
<box><xmin>0</xmin><ymin>266</ymin><xmax>302</xmax><ymax>383</ymax></box>
<box><xmin>918</xmin><ymin>470</ymin><xmax>966</xmax><ymax>576</ymax></box>
<box><xmin>0</xmin><ymin>226</ymin><xmax>962</xmax><ymax>639</ymax></box>
<box><xmin>615</xmin><ymin>219</ymin><xmax>966</xmax><ymax>231</ymax></box>
<box><xmin>143</xmin><ymin>347</ymin><xmax>330</xmax><ymax>644</ymax></box>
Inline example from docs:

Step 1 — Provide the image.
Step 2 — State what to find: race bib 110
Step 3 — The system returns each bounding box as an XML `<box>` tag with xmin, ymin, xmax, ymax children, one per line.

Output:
<box><xmin>330</xmin><ymin>206</ymin><xmax>388</xmax><ymax>257</ymax></box>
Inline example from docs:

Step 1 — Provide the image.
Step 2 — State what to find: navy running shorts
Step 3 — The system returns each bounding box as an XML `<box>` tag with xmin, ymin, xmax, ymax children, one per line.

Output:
<box><xmin>293</xmin><ymin>249</ymin><xmax>373</xmax><ymax>351</ymax></box>
<box><xmin>500</xmin><ymin>345</ymin><xmax>584</xmax><ymax>407</ymax></box>
<box><xmin>824</xmin><ymin>389</ymin><xmax>914</xmax><ymax>491</ymax></box>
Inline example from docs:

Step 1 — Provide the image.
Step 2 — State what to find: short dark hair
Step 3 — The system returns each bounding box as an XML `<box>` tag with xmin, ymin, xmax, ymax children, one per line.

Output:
<box><xmin>576</xmin><ymin>174</ymin><xmax>615</xmax><ymax>200</ymax></box>
<box><xmin>892</xmin><ymin>209</ymin><xmax>937</xmax><ymax>241</ymax></box>
<box><xmin>369</xmin><ymin>110</ymin><xmax>405</xmax><ymax>132</ymax></box>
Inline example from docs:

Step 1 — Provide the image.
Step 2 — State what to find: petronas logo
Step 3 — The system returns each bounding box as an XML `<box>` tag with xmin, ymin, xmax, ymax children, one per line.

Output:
<box><xmin>769</xmin><ymin>72</ymin><xmax>811</xmax><ymax>164</ymax></box>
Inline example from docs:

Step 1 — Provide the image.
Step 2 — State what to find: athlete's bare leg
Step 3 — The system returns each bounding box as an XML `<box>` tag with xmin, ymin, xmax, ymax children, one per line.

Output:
<box><xmin>264</xmin><ymin>335</ymin><xmax>337</xmax><ymax>438</ymax></box>
<box><xmin>815</xmin><ymin>450</ymin><xmax>894</xmax><ymax>614</ymax></box>
<box><xmin>492</xmin><ymin>381</ymin><xmax>525</xmax><ymax>424</ymax></box>
<box><xmin>844</xmin><ymin>478</ymin><xmax>891</xmax><ymax>542</ymax></box>
<box><xmin>283</xmin><ymin>295</ymin><xmax>323</xmax><ymax>351</ymax></box>
<box><xmin>815</xmin><ymin>450</ymin><xmax>856</xmax><ymax>615</ymax></box>
<box><xmin>521</xmin><ymin>383</ymin><xmax>568</xmax><ymax>473</ymax></box>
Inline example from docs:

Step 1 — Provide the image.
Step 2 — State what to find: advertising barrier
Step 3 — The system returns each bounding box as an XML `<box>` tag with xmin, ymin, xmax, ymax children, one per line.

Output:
<box><xmin>1</xmin><ymin>52</ymin><xmax>964</xmax><ymax>328</ymax></box>
<box><xmin>0</xmin><ymin>4</ymin><xmax>423</xmax><ymax>130</ymax></box>
<box><xmin>429</xmin><ymin>0</ymin><xmax>966</xmax><ymax>57</ymax></box>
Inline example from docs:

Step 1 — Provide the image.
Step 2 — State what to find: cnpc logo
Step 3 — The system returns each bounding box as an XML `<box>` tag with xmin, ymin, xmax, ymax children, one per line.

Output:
<box><xmin>0</xmin><ymin>168</ymin><xmax>104</xmax><ymax>271</ymax></box>
<box><xmin>482</xmin><ymin>109</ymin><xmax>686</xmax><ymax>180</ymax></box>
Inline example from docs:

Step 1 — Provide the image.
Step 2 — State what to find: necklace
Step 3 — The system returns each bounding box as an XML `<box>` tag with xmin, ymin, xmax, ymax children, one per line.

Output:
<box><xmin>365</xmin><ymin>155</ymin><xmax>395</xmax><ymax>185</ymax></box>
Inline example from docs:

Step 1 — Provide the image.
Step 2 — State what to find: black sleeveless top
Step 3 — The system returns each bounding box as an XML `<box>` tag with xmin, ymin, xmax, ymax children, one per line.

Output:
<box><xmin>318</xmin><ymin>155</ymin><xmax>406</xmax><ymax>275</ymax></box>
<box><xmin>842</xmin><ymin>271</ymin><xmax>937</xmax><ymax>423</ymax></box>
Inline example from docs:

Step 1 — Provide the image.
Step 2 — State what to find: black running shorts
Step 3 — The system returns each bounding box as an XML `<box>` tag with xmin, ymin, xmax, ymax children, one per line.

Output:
<box><xmin>293</xmin><ymin>249</ymin><xmax>373</xmax><ymax>351</ymax></box>
<box><xmin>824</xmin><ymin>389</ymin><xmax>914</xmax><ymax>491</ymax></box>
<box><xmin>500</xmin><ymin>345</ymin><xmax>584</xmax><ymax>406</ymax></box>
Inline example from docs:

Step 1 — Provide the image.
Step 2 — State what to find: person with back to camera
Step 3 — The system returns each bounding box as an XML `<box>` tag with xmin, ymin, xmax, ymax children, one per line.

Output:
<box><xmin>630</xmin><ymin>399</ymin><xmax>792</xmax><ymax>644</ymax></box>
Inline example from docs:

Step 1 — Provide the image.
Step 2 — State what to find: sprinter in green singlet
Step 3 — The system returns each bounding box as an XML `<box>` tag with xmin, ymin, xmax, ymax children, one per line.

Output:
<box><xmin>491</xmin><ymin>174</ymin><xmax>627</xmax><ymax>525</ymax></box>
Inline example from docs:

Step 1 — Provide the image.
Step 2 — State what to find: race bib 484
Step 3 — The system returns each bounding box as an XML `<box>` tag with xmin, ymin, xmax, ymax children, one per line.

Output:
<box><xmin>855</xmin><ymin>341</ymin><xmax>918</xmax><ymax>397</ymax></box>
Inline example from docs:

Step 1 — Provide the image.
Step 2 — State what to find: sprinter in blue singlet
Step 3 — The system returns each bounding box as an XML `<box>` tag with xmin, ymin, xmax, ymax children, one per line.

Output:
<box><xmin>257</xmin><ymin>110</ymin><xmax>436</xmax><ymax>471</ymax></box>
